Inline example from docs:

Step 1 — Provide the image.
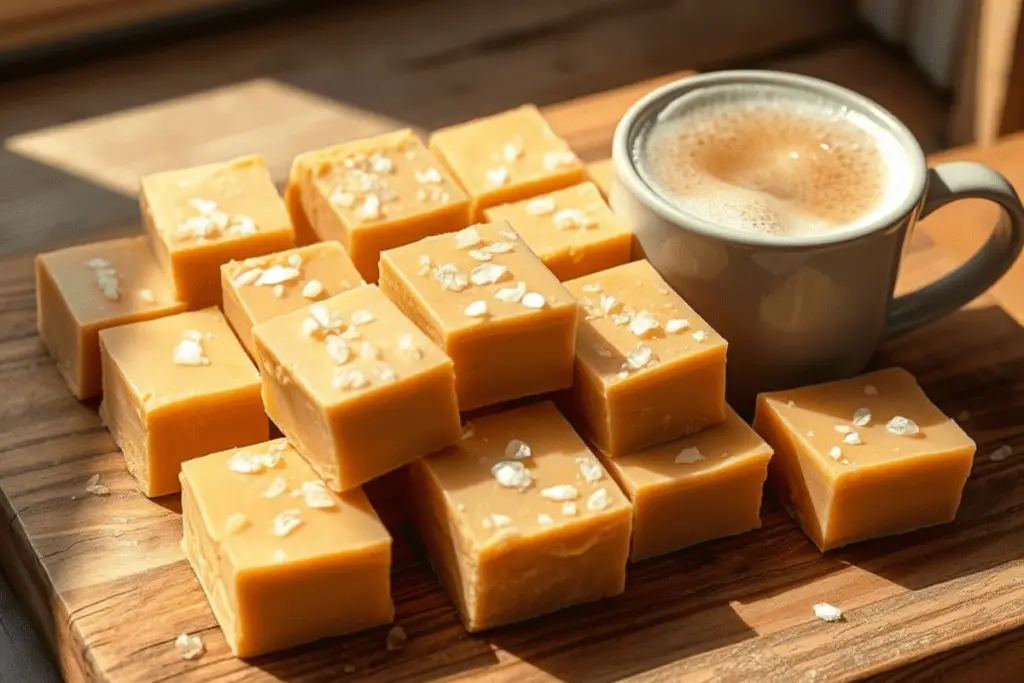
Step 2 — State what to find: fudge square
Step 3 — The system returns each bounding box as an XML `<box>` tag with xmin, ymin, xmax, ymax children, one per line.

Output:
<box><xmin>600</xmin><ymin>406</ymin><xmax>773</xmax><ymax>562</ymax></box>
<box><xmin>36</xmin><ymin>235</ymin><xmax>186</xmax><ymax>399</ymax></box>
<box><xmin>221</xmin><ymin>241</ymin><xmax>362</xmax><ymax>358</ymax></box>
<box><xmin>483</xmin><ymin>181</ymin><xmax>633</xmax><ymax>281</ymax></box>
<box><xmin>753</xmin><ymin>367</ymin><xmax>976</xmax><ymax>552</ymax></box>
<box><xmin>429</xmin><ymin>104</ymin><xmax>587</xmax><ymax>219</ymax></box>
<box><xmin>379</xmin><ymin>220</ymin><xmax>578</xmax><ymax>411</ymax></box>
<box><xmin>140</xmin><ymin>154</ymin><xmax>294</xmax><ymax>309</ymax></box>
<box><xmin>298</xmin><ymin>129</ymin><xmax>470</xmax><ymax>282</ymax></box>
<box><xmin>181</xmin><ymin>439</ymin><xmax>394</xmax><ymax>658</ymax></box>
<box><xmin>99</xmin><ymin>308</ymin><xmax>268</xmax><ymax>497</ymax></box>
<box><xmin>409</xmin><ymin>401</ymin><xmax>632</xmax><ymax>632</ymax></box>
<box><xmin>251</xmin><ymin>285</ymin><xmax>461</xmax><ymax>491</ymax></box>
<box><xmin>559</xmin><ymin>259</ymin><xmax>728</xmax><ymax>456</ymax></box>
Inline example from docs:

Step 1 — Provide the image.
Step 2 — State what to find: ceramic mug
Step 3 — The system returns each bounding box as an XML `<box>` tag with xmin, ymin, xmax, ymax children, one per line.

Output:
<box><xmin>610</xmin><ymin>70</ymin><xmax>1024</xmax><ymax>410</ymax></box>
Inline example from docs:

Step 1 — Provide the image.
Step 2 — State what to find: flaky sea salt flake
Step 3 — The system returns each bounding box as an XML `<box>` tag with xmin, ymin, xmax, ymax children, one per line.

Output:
<box><xmin>628</xmin><ymin>310</ymin><xmax>660</xmax><ymax>338</ymax></box>
<box><xmin>256</xmin><ymin>265</ymin><xmax>301</xmax><ymax>286</ymax></box>
<box><xmin>675</xmin><ymin>447</ymin><xmax>704</xmax><ymax>464</ymax></box>
<box><xmin>175</xmin><ymin>633</ymin><xmax>205</xmax><ymax>661</ymax></box>
<box><xmin>543</xmin><ymin>151</ymin><xmax>577</xmax><ymax>170</ymax></box>
<box><xmin>491</xmin><ymin>460</ymin><xmax>532</xmax><ymax>489</ymax></box>
<box><xmin>577</xmin><ymin>457</ymin><xmax>603</xmax><ymax>483</ymax></box>
<box><xmin>454</xmin><ymin>226</ymin><xmax>483</xmax><ymax>250</ymax></box>
<box><xmin>302</xmin><ymin>280</ymin><xmax>324</xmax><ymax>299</ymax></box>
<box><xmin>302</xmin><ymin>480</ymin><xmax>337</xmax><ymax>509</ymax></box>
<box><xmin>505</xmin><ymin>439</ymin><xmax>531</xmax><ymax>460</ymax></box>
<box><xmin>587</xmin><ymin>488</ymin><xmax>610</xmax><ymax>511</ymax></box>
<box><xmin>470</xmin><ymin>263</ymin><xmax>508</xmax><ymax>286</ymax></box>
<box><xmin>541</xmin><ymin>484</ymin><xmax>578</xmax><ymax>502</ymax></box>
<box><xmin>885</xmin><ymin>416</ymin><xmax>920</xmax><ymax>437</ymax></box>
<box><xmin>665</xmin><ymin>318</ymin><xmax>690</xmax><ymax>334</ymax></box>
<box><xmin>485</xmin><ymin>166</ymin><xmax>509</xmax><ymax>186</ymax></box>
<box><xmin>990</xmin><ymin>445</ymin><xmax>1014</xmax><ymax>462</ymax></box>
<box><xmin>521</xmin><ymin>292</ymin><xmax>546</xmax><ymax>309</ymax></box>
<box><xmin>85</xmin><ymin>474</ymin><xmax>110</xmax><ymax>497</ymax></box>
<box><xmin>495</xmin><ymin>281</ymin><xmax>527</xmax><ymax>303</ymax></box>
<box><xmin>262</xmin><ymin>477</ymin><xmax>287</xmax><ymax>499</ymax></box>
<box><xmin>852</xmin><ymin>408</ymin><xmax>872</xmax><ymax>427</ymax></box>
<box><xmin>464</xmin><ymin>300</ymin><xmax>489</xmax><ymax>318</ymax></box>
<box><xmin>525</xmin><ymin>196</ymin><xmax>555</xmax><ymax>216</ymax></box>
<box><xmin>272</xmin><ymin>509</ymin><xmax>303</xmax><ymax>537</ymax></box>
<box><xmin>813</xmin><ymin>602</ymin><xmax>843</xmax><ymax>622</ymax></box>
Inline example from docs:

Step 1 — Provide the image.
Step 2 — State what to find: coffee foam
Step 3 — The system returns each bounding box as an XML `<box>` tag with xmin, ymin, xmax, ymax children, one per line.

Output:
<box><xmin>634</xmin><ymin>85</ymin><xmax>912</xmax><ymax>238</ymax></box>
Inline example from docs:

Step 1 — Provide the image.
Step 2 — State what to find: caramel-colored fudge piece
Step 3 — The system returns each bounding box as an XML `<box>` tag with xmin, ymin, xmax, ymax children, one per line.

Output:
<box><xmin>410</xmin><ymin>402</ymin><xmax>631</xmax><ymax>632</ymax></box>
<box><xmin>379</xmin><ymin>220</ymin><xmax>578</xmax><ymax>411</ymax></box>
<box><xmin>586</xmin><ymin>158</ymin><xmax>614</xmax><ymax>198</ymax></box>
<box><xmin>99</xmin><ymin>308</ymin><xmax>268</xmax><ymax>497</ymax></box>
<box><xmin>181</xmin><ymin>439</ymin><xmax>394</xmax><ymax>658</ymax></box>
<box><xmin>221</xmin><ymin>242</ymin><xmax>362</xmax><ymax>358</ymax></box>
<box><xmin>252</xmin><ymin>285</ymin><xmax>461</xmax><ymax>491</ymax></box>
<box><xmin>429</xmin><ymin>105</ymin><xmax>586</xmax><ymax>219</ymax></box>
<box><xmin>753</xmin><ymin>367</ymin><xmax>976</xmax><ymax>551</ymax></box>
<box><xmin>484</xmin><ymin>182</ymin><xmax>632</xmax><ymax>281</ymax></box>
<box><xmin>140</xmin><ymin>155</ymin><xmax>294</xmax><ymax>308</ymax></box>
<box><xmin>560</xmin><ymin>260</ymin><xmax>727</xmax><ymax>455</ymax></box>
<box><xmin>600</xmin><ymin>407</ymin><xmax>772</xmax><ymax>562</ymax></box>
<box><xmin>298</xmin><ymin>129</ymin><xmax>470</xmax><ymax>282</ymax></box>
<box><xmin>35</xmin><ymin>236</ymin><xmax>186</xmax><ymax>399</ymax></box>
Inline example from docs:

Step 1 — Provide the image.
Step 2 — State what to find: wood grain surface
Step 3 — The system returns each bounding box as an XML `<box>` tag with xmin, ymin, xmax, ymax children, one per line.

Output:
<box><xmin>1</xmin><ymin>62</ymin><xmax>1024</xmax><ymax>681</ymax></box>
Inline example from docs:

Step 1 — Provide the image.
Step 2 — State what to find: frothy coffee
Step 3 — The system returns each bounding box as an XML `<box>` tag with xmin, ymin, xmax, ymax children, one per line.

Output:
<box><xmin>633</xmin><ymin>84</ymin><xmax>912</xmax><ymax>238</ymax></box>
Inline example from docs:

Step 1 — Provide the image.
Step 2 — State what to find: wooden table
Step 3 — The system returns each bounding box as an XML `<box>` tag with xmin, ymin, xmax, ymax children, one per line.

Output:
<box><xmin>2</xmin><ymin>71</ymin><xmax>1024</xmax><ymax>682</ymax></box>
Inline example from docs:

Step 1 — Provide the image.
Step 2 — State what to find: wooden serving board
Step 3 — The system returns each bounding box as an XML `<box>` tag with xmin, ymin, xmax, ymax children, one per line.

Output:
<box><xmin>3</xmin><ymin>77</ymin><xmax>1024</xmax><ymax>683</ymax></box>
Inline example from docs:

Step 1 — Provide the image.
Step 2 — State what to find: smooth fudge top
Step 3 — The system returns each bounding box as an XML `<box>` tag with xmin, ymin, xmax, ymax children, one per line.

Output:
<box><xmin>429</xmin><ymin>105</ymin><xmax>582</xmax><ymax>195</ymax></box>
<box><xmin>482</xmin><ymin>181</ymin><xmax>631</xmax><ymax>263</ymax></box>
<box><xmin>565</xmin><ymin>260</ymin><xmax>727</xmax><ymax>383</ymax></box>
<box><xmin>305</xmin><ymin>128</ymin><xmax>468</xmax><ymax>228</ymax></box>
<box><xmin>98</xmin><ymin>307</ymin><xmax>260</xmax><ymax>409</ymax></box>
<box><xmin>380</xmin><ymin>220</ymin><xmax>577</xmax><ymax>335</ymax></box>
<box><xmin>757</xmin><ymin>367</ymin><xmax>976</xmax><ymax>470</ymax></box>
<box><xmin>423</xmin><ymin>401</ymin><xmax>631</xmax><ymax>547</ymax></box>
<box><xmin>222</xmin><ymin>241</ymin><xmax>362</xmax><ymax>322</ymax></box>
<box><xmin>251</xmin><ymin>285</ymin><xmax>451</xmax><ymax>405</ymax></box>
<box><xmin>603</xmin><ymin>406</ymin><xmax>772</xmax><ymax>488</ymax></box>
<box><xmin>141</xmin><ymin>154</ymin><xmax>292</xmax><ymax>249</ymax></box>
<box><xmin>181</xmin><ymin>438</ymin><xmax>390</xmax><ymax>568</ymax></box>
<box><xmin>37</xmin><ymin>235</ymin><xmax>183</xmax><ymax>325</ymax></box>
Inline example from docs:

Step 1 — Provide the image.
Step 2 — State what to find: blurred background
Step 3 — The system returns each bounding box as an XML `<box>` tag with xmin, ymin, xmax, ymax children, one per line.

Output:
<box><xmin>1</xmin><ymin>1</ymin><xmax>1023</xmax><ymax>680</ymax></box>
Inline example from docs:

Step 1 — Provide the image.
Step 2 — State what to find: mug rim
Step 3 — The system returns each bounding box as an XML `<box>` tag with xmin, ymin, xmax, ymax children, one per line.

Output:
<box><xmin>611</xmin><ymin>70</ymin><xmax>929</xmax><ymax>249</ymax></box>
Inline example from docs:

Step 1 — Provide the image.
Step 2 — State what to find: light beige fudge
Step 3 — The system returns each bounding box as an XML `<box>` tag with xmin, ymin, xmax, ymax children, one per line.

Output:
<box><xmin>483</xmin><ymin>182</ymin><xmax>633</xmax><ymax>281</ymax></box>
<box><xmin>429</xmin><ymin>105</ymin><xmax>587</xmax><ymax>219</ymax></box>
<box><xmin>251</xmin><ymin>285</ymin><xmax>461</xmax><ymax>491</ymax></box>
<box><xmin>410</xmin><ymin>401</ymin><xmax>632</xmax><ymax>631</ymax></box>
<box><xmin>298</xmin><ymin>128</ymin><xmax>470</xmax><ymax>282</ymax></box>
<box><xmin>221</xmin><ymin>241</ymin><xmax>362</xmax><ymax>358</ymax></box>
<box><xmin>599</xmin><ymin>406</ymin><xmax>773</xmax><ymax>561</ymax></box>
<box><xmin>378</xmin><ymin>220</ymin><xmax>578</xmax><ymax>411</ymax></box>
<box><xmin>754</xmin><ymin>367</ymin><xmax>977</xmax><ymax>551</ymax></box>
<box><xmin>36</xmin><ymin>235</ymin><xmax>186</xmax><ymax>399</ymax></box>
<box><xmin>559</xmin><ymin>259</ymin><xmax>728</xmax><ymax>455</ymax></box>
<box><xmin>181</xmin><ymin>439</ymin><xmax>394</xmax><ymax>658</ymax></box>
<box><xmin>140</xmin><ymin>154</ymin><xmax>295</xmax><ymax>309</ymax></box>
<box><xmin>99</xmin><ymin>307</ymin><xmax>268</xmax><ymax>497</ymax></box>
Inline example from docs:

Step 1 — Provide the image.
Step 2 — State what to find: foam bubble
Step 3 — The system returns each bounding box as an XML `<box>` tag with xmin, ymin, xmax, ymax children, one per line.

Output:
<box><xmin>634</xmin><ymin>85</ymin><xmax>912</xmax><ymax>238</ymax></box>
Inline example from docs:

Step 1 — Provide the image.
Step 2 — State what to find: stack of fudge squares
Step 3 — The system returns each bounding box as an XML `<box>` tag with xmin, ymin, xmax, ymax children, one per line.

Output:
<box><xmin>36</xmin><ymin>104</ymin><xmax>977</xmax><ymax>659</ymax></box>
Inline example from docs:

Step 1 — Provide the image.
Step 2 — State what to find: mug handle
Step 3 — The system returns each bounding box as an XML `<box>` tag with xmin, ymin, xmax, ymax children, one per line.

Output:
<box><xmin>885</xmin><ymin>161</ymin><xmax>1024</xmax><ymax>337</ymax></box>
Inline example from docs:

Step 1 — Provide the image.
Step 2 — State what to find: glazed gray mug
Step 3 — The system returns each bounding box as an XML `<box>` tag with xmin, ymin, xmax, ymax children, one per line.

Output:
<box><xmin>610</xmin><ymin>70</ymin><xmax>1024</xmax><ymax>410</ymax></box>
